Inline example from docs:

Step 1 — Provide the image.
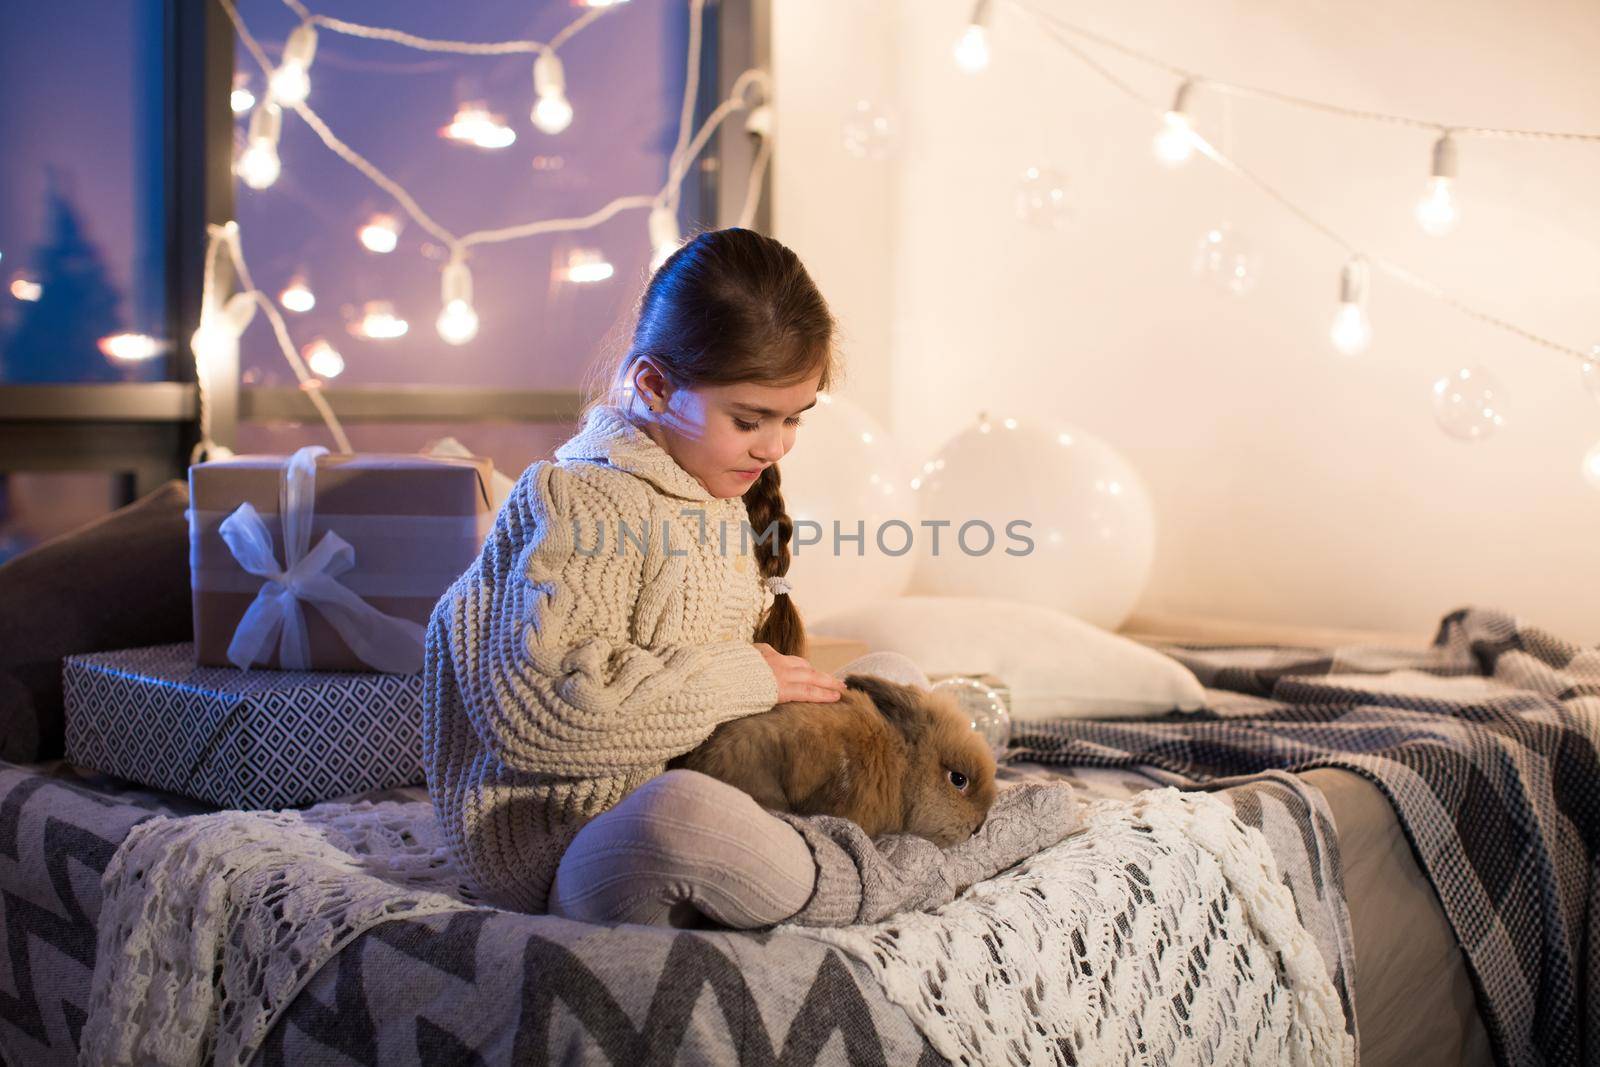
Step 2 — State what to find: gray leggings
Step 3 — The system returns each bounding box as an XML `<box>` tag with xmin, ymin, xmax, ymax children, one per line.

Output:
<box><xmin>547</xmin><ymin>651</ymin><xmax>930</xmax><ymax>928</ymax></box>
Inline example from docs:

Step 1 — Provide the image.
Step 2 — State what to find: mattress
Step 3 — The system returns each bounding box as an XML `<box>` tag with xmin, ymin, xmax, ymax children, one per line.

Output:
<box><xmin>1301</xmin><ymin>768</ymin><xmax>1493</xmax><ymax>1067</ymax></box>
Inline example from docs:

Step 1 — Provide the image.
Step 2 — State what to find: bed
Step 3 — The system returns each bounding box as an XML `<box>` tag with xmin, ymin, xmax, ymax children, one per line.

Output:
<box><xmin>1</xmin><ymin>604</ymin><xmax>1592</xmax><ymax>1066</ymax></box>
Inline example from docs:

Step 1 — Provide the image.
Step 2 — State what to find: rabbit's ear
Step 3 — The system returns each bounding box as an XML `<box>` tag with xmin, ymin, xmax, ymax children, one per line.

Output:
<box><xmin>843</xmin><ymin>674</ymin><xmax>933</xmax><ymax>744</ymax></box>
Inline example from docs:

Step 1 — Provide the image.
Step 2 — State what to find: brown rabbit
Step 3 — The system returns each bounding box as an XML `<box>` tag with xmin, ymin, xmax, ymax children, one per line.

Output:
<box><xmin>670</xmin><ymin>674</ymin><xmax>997</xmax><ymax>846</ymax></box>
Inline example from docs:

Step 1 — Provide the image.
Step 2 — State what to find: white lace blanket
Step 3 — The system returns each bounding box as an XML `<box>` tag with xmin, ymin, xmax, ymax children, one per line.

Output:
<box><xmin>789</xmin><ymin>788</ymin><xmax>1356</xmax><ymax>1067</ymax></box>
<box><xmin>81</xmin><ymin>788</ymin><xmax>1350</xmax><ymax>1067</ymax></box>
<box><xmin>79</xmin><ymin>798</ymin><xmax>486</xmax><ymax>1067</ymax></box>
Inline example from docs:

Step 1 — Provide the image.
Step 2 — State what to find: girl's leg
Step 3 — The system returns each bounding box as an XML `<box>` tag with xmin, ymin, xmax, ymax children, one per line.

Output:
<box><xmin>831</xmin><ymin>650</ymin><xmax>930</xmax><ymax>689</ymax></box>
<box><xmin>547</xmin><ymin>738</ymin><xmax>1082</xmax><ymax>930</ymax></box>
<box><xmin>548</xmin><ymin>768</ymin><xmax>816</xmax><ymax>928</ymax></box>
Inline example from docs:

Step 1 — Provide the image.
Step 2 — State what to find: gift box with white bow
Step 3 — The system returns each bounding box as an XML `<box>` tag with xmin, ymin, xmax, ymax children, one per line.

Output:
<box><xmin>63</xmin><ymin>643</ymin><xmax>422</xmax><ymax>809</ymax></box>
<box><xmin>188</xmin><ymin>445</ymin><xmax>495</xmax><ymax>673</ymax></box>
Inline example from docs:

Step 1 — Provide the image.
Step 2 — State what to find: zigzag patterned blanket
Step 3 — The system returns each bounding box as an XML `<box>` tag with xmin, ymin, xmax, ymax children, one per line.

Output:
<box><xmin>1015</xmin><ymin>606</ymin><xmax>1600</xmax><ymax>1067</ymax></box>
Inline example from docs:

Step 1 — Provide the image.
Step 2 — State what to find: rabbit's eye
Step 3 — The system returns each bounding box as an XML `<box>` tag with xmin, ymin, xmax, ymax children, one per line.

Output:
<box><xmin>948</xmin><ymin>769</ymin><xmax>968</xmax><ymax>792</ymax></box>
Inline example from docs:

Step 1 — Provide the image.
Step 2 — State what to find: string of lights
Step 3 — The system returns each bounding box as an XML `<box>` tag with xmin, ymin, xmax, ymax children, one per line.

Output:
<box><xmin>219</xmin><ymin>0</ymin><xmax>768</xmax><ymax>330</ymax></box>
<box><xmin>992</xmin><ymin>4</ymin><xmax>1600</xmax><ymax>143</ymax></box>
<box><xmin>953</xmin><ymin>0</ymin><xmax>1598</xmax><ymax>481</ymax></box>
<box><xmin>192</xmin><ymin>222</ymin><xmax>354</xmax><ymax>462</ymax></box>
<box><xmin>278</xmin><ymin>0</ymin><xmax>610</xmax><ymax>58</ymax></box>
<box><xmin>194</xmin><ymin>0</ymin><xmax>1596</xmax><ymax>478</ymax></box>
<box><xmin>191</xmin><ymin>0</ymin><xmax>773</xmax><ymax>459</ymax></box>
<box><xmin>987</xmin><ymin>0</ymin><xmax>1596</xmax><ymax>368</ymax></box>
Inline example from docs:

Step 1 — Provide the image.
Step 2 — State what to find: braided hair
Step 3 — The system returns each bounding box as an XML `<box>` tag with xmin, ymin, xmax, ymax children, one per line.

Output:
<box><xmin>585</xmin><ymin>227</ymin><xmax>838</xmax><ymax>657</ymax></box>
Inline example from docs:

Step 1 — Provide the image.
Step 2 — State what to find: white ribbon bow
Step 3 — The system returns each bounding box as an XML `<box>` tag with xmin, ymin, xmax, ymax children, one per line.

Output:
<box><xmin>217</xmin><ymin>445</ymin><xmax>426</xmax><ymax>673</ymax></box>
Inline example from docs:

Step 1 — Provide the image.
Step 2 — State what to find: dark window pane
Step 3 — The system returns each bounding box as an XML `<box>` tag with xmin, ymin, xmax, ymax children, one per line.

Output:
<box><xmin>0</xmin><ymin>1</ymin><xmax>170</xmax><ymax>384</ymax></box>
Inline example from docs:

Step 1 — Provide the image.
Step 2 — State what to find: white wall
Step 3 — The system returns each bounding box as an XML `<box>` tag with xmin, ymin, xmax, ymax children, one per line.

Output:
<box><xmin>769</xmin><ymin>0</ymin><xmax>902</xmax><ymax>421</ymax></box>
<box><xmin>775</xmin><ymin>0</ymin><xmax>1600</xmax><ymax>642</ymax></box>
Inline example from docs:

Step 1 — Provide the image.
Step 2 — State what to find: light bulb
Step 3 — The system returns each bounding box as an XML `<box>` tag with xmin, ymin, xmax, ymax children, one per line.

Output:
<box><xmin>441</xmin><ymin>103</ymin><xmax>517</xmax><ymax>149</ymax></box>
<box><xmin>9</xmin><ymin>275</ymin><xmax>42</xmax><ymax>302</ymax></box>
<box><xmin>954</xmin><ymin>0</ymin><xmax>992</xmax><ymax>73</ymax></box>
<box><xmin>1153</xmin><ymin>81</ymin><xmax>1195</xmax><ymax>168</ymax></box>
<box><xmin>269</xmin><ymin>65</ymin><xmax>309</xmax><ymax>106</ymax></box>
<box><xmin>531</xmin><ymin>51</ymin><xmax>574</xmax><ymax>134</ymax></box>
<box><xmin>268</xmin><ymin>23</ymin><xmax>318</xmax><ymax>106</ymax></box>
<box><xmin>230</xmin><ymin>75</ymin><xmax>256</xmax><ymax>114</ymax></box>
<box><xmin>436</xmin><ymin>300</ymin><xmax>479</xmax><ymax>345</ymax></box>
<box><xmin>1583</xmin><ymin>442</ymin><xmax>1600</xmax><ymax>490</ymax></box>
<box><xmin>436</xmin><ymin>260</ymin><xmax>479</xmax><ymax>345</ymax></box>
<box><xmin>563</xmin><ymin>249</ymin><xmax>614</xmax><ymax>284</ymax></box>
<box><xmin>279</xmin><ymin>277</ymin><xmax>315</xmax><ymax>313</ymax></box>
<box><xmin>1582</xmin><ymin>346</ymin><xmax>1600</xmax><ymax>404</ymax></box>
<box><xmin>237</xmin><ymin>143</ymin><xmax>280</xmax><ymax>190</ymax></box>
<box><xmin>745</xmin><ymin>103</ymin><xmax>773</xmax><ymax>139</ymax></box>
<box><xmin>1154</xmin><ymin>115</ymin><xmax>1193</xmax><ymax>167</ymax></box>
<box><xmin>349</xmin><ymin>301</ymin><xmax>409</xmax><ymax>340</ymax></box>
<box><xmin>236</xmin><ymin>103</ymin><xmax>282</xmax><ymax>190</ymax></box>
<box><xmin>1330</xmin><ymin>304</ymin><xmax>1372</xmax><ymax>356</ymax></box>
<box><xmin>303</xmin><ymin>338</ymin><xmax>345</xmax><ymax>379</ymax></box>
<box><xmin>1416</xmin><ymin>134</ymin><xmax>1460</xmax><ymax>237</ymax></box>
<box><xmin>953</xmin><ymin>26</ymin><xmax>990</xmax><ymax>73</ymax></box>
<box><xmin>1415</xmin><ymin>177</ymin><xmax>1458</xmax><ymax>237</ymax></box>
<box><xmin>97</xmin><ymin>333</ymin><xmax>168</xmax><ymax>364</ymax></box>
<box><xmin>1329</xmin><ymin>258</ymin><xmax>1372</xmax><ymax>355</ymax></box>
<box><xmin>953</xmin><ymin>6</ymin><xmax>991</xmax><ymax>74</ymax></box>
<box><xmin>532</xmin><ymin>93</ymin><xmax>573</xmax><ymax>135</ymax></box>
<box><xmin>648</xmin><ymin>205</ymin><xmax>681</xmax><ymax>271</ymax></box>
<box><xmin>190</xmin><ymin>292</ymin><xmax>256</xmax><ymax>366</ymax></box>
<box><xmin>358</xmin><ymin>214</ymin><xmax>400</xmax><ymax>254</ymax></box>
<box><xmin>190</xmin><ymin>320</ymin><xmax>228</xmax><ymax>365</ymax></box>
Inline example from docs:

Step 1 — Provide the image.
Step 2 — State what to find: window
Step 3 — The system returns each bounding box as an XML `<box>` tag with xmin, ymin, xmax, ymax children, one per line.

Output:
<box><xmin>0</xmin><ymin>0</ymin><xmax>765</xmax><ymax>551</ymax></box>
<box><xmin>0</xmin><ymin>0</ymin><xmax>171</xmax><ymax>384</ymax></box>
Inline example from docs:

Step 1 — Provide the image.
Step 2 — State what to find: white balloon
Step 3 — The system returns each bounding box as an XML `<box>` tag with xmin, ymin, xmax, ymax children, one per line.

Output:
<box><xmin>774</xmin><ymin>394</ymin><xmax>919</xmax><ymax>620</ymax></box>
<box><xmin>908</xmin><ymin>415</ymin><xmax>1155</xmax><ymax>630</ymax></box>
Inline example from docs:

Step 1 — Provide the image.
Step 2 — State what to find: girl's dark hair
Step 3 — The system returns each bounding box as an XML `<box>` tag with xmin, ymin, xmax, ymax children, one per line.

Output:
<box><xmin>586</xmin><ymin>227</ymin><xmax>838</xmax><ymax>657</ymax></box>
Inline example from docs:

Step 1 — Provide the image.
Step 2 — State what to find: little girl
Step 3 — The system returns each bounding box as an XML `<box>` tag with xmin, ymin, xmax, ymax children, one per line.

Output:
<box><xmin>424</xmin><ymin>227</ymin><xmax>1074</xmax><ymax>926</ymax></box>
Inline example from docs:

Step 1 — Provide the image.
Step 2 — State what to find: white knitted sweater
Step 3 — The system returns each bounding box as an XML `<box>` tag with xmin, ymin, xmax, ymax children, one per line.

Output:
<box><xmin>423</xmin><ymin>404</ymin><xmax>782</xmax><ymax>912</ymax></box>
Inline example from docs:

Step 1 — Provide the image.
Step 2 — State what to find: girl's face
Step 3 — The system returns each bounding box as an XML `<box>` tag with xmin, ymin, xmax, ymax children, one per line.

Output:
<box><xmin>630</xmin><ymin>360</ymin><xmax>822</xmax><ymax>499</ymax></box>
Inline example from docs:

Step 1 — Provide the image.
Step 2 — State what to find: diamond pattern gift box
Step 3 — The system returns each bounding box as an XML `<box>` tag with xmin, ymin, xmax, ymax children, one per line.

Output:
<box><xmin>188</xmin><ymin>448</ymin><xmax>495</xmax><ymax>673</ymax></box>
<box><xmin>63</xmin><ymin>643</ymin><xmax>423</xmax><ymax>810</ymax></box>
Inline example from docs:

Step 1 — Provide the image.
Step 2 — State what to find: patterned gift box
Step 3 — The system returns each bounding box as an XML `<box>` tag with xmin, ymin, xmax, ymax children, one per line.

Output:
<box><xmin>188</xmin><ymin>447</ymin><xmax>494</xmax><ymax>673</ymax></box>
<box><xmin>63</xmin><ymin>643</ymin><xmax>422</xmax><ymax>810</ymax></box>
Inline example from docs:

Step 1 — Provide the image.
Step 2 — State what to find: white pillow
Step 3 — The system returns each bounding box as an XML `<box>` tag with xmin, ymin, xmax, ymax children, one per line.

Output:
<box><xmin>811</xmin><ymin>596</ymin><xmax>1206</xmax><ymax>720</ymax></box>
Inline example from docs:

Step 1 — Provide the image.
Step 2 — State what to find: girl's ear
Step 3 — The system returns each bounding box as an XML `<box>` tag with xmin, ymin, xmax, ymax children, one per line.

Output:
<box><xmin>630</xmin><ymin>357</ymin><xmax>673</xmax><ymax>412</ymax></box>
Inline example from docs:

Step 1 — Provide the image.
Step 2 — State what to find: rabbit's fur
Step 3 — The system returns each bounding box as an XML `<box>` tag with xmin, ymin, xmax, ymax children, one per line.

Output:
<box><xmin>671</xmin><ymin>674</ymin><xmax>997</xmax><ymax>846</ymax></box>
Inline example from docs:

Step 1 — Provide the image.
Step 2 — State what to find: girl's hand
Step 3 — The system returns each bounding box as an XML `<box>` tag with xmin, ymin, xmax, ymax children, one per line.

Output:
<box><xmin>755</xmin><ymin>642</ymin><xmax>848</xmax><ymax>703</ymax></box>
